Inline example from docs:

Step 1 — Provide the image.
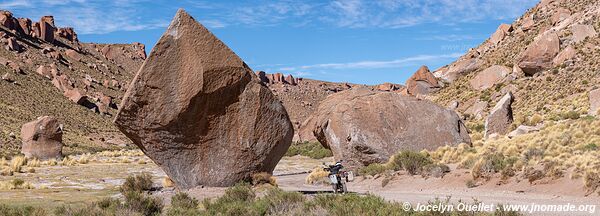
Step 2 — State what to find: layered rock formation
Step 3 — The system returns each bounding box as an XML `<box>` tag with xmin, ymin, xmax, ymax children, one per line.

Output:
<box><xmin>0</xmin><ymin>9</ymin><xmax>146</xmax><ymax>156</ymax></box>
<box><xmin>307</xmin><ymin>87</ymin><xmax>470</xmax><ymax>169</ymax></box>
<box><xmin>115</xmin><ymin>9</ymin><xmax>293</xmax><ymax>188</ymax></box>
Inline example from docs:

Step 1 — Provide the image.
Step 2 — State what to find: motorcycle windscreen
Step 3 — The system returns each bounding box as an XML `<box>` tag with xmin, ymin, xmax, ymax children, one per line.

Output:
<box><xmin>329</xmin><ymin>175</ymin><xmax>338</xmax><ymax>184</ymax></box>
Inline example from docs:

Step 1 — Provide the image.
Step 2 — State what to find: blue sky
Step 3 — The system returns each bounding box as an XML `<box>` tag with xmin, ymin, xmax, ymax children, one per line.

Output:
<box><xmin>2</xmin><ymin>0</ymin><xmax>538</xmax><ymax>85</ymax></box>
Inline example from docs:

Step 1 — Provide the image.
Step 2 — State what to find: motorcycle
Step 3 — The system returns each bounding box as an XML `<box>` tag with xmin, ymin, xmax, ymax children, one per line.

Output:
<box><xmin>323</xmin><ymin>163</ymin><xmax>354</xmax><ymax>194</ymax></box>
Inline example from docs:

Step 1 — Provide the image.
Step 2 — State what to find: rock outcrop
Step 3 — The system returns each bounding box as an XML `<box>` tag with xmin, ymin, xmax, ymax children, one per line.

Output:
<box><xmin>405</xmin><ymin>65</ymin><xmax>440</xmax><ymax>96</ymax></box>
<box><xmin>114</xmin><ymin>9</ymin><xmax>293</xmax><ymax>188</ymax></box>
<box><xmin>485</xmin><ymin>92</ymin><xmax>514</xmax><ymax>137</ymax></box>
<box><xmin>517</xmin><ymin>31</ymin><xmax>560</xmax><ymax>75</ymax></box>
<box><xmin>256</xmin><ymin>71</ymin><xmax>299</xmax><ymax>85</ymax></box>
<box><xmin>21</xmin><ymin>116</ymin><xmax>63</xmax><ymax>160</ymax></box>
<box><xmin>39</xmin><ymin>16</ymin><xmax>56</xmax><ymax>43</ymax></box>
<box><xmin>308</xmin><ymin>87</ymin><xmax>470</xmax><ymax>169</ymax></box>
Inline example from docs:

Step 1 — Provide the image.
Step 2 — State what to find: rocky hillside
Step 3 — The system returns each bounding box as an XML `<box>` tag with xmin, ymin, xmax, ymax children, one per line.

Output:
<box><xmin>432</xmin><ymin>0</ymin><xmax>600</xmax><ymax>127</ymax></box>
<box><xmin>0</xmin><ymin>10</ymin><xmax>145</xmax><ymax>157</ymax></box>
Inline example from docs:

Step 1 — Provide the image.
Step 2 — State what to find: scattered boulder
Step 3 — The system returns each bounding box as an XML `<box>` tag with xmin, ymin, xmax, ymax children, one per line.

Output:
<box><xmin>63</xmin><ymin>88</ymin><xmax>87</xmax><ymax>104</ymax></box>
<box><xmin>489</xmin><ymin>24</ymin><xmax>513</xmax><ymax>45</ymax></box>
<box><xmin>588</xmin><ymin>89</ymin><xmax>600</xmax><ymax>115</ymax></box>
<box><xmin>376</xmin><ymin>82</ymin><xmax>404</xmax><ymax>92</ymax></box>
<box><xmin>485</xmin><ymin>92</ymin><xmax>514</xmax><ymax>137</ymax></box>
<box><xmin>65</xmin><ymin>50</ymin><xmax>82</xmax><ymax>62</ymax></box>
<box><xmin>52</xmin><ymin>75</ymin><xmax>73</xmax><ymax>91</ymax></box>
<box><xmin>309</xmin><ymin>87</ymin><xmax>470</xmax><ymax>169</ymax></box>
<box><xmin>551</xmin><ymin>8</ymin><xmax>570</xmax><ymax>25</ymax></box>
<box><xmin>6</xmin><ymin>37</ymin><xmax>20</xmax><ymax>52</ymax></box>
<box><xmin>132</xmin><ymin>42</ymin><xmax>146</xmax><ymax>59</ymax></box>
<box><xmin>1</xmin><ymin>72</ymin><xmax>14</xmax><ymax>83</ymax></box>
<box><xmin>36</xmin><ymin>65</ymin><xmax>53</xmax><ymax>78</ymax></box>
<box><xmin>518</xmin><ymin>31</ymin><xmax>560</xmax><ymax>75</ymax></box>
<box><xmin>406</xmin><ymin>65</ymin><xmax>440</xmax><ymax>96</ymax></box>
<box><xmin>571</xmin><ymin>24</ymin><xmax>597</xmax><ymax>43</ymax></box>
<box><xmin>521</xmin><ymin>15</ymin><xmax>535</xmax><ymax>31</ymax></box>
<box><xmin>508</xmin><ymin>125</ymin><xmax>540</xmax><ymax>138</ymax></box>
<box><xmin>470</xmin><ymin>65</ymin><xmax>510</xmax><ymax>90</ymax></box>
<box><xmin>114</xmin><ymin>9</ymin><xmax>294</xmax><ymax>188</ymax></box>
<box><xmin>435</xmin><ymin>58</ymin><xmax>483</xmax><ymax>83</ymax></box>
<box><xmin>553</xmin><ymin>45</ymin><xmax>576</xmax><ymax>66</ymax></box>
<box><xmin>20</xmin><ymin>116</ymin><xmax>63</xmax><ymax>160</ymax></box>
<box><xmin>464</xmin><ymin>100</ymin><xmax>488</xmax><ymax>120</ymax></box>
<box><xmin>447</xmin><ymin>100</ymin><xmax>459</xmax><ymax>111</ymax></box>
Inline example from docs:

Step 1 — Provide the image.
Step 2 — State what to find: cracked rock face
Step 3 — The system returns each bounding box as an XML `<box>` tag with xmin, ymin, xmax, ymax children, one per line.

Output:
<box><xmin>114</xmin><ymin>9</ymin><xmax>293</xmax><ymax>188</ymax></box>
<box><xmin>306</xmin><ymin>87</ymin><xmax>471</xmax><ymax>170</ymax></box>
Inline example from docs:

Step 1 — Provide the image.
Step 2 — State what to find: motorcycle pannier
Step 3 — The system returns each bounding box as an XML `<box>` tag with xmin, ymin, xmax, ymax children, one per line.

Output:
<box><xmin>329</xmin><ymin>175</ymin><xmax>338</xmax><ymax>184</ymax></box>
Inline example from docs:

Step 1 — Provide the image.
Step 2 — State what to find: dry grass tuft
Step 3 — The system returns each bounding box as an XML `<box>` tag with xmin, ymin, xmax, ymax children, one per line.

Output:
<box><xmin>10</xmin><ymin>156</ymin><xmax>26</xmax><ymax>173</ymax></box>
<box><xmin>162</xmin><ymin>177</ymin><xmax>175</xmax><ymax>188</ymax></box>
<box><xmin>305</xmin><ymin>167</ymin><xmax>330</xmax><ymax>185</ymax></box>
<box><xmin>584</xmin><ymin>171</ymin><xmax>600</xmax><ymax>195</ymax></box>
<box><xmin>251</xmin><ymin>172</ymin><xmax>277</xmax><ymax>187</ymax></box>
<box><xmin>0</xmin><ymin>179</ymin><xmax>35</xmax><ymax>190</ymax></box>
<box><xmin>0</xmin><ymin>166</ymin><xmax>13</xmax><ymax>176</ymax></box>
<box><xmin>26</xmin><ymin>158</ymin><xmax>40</xmax><ymax>167</ymax></box>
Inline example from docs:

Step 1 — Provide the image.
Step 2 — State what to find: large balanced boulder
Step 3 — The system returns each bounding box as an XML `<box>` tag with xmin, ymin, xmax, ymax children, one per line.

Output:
<box><xmin>518</xmin><ymin>31</ymin><xmax>560</xmax><ymax>75</ymax></box>
<box><xmin>485</xmin><ymin>92</ymin><xmax>514</xmax><ymax>137</ymax></box>
<box><xmin>114</xmin><ymin>9</ymin><xmax>293</xmax><ymax>188</ymax></box>
<box><xmin>21</xmin><ymin>116</ymin><xmax>63</xmax><ymax>160</ymax></box>
<box><xmin>308</xmin><ymin>88</ymin><xmax>470</xmax><ymax>169</ymax></box>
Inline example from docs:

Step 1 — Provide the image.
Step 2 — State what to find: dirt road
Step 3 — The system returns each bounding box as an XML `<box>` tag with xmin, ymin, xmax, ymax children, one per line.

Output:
<box><xmin>275</xmin><ymin>172</ymin><xmax>600</xmax><ymax>216</ymax></box>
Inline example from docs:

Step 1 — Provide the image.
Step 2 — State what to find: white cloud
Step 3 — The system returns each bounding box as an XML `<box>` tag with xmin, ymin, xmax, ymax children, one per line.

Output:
<box><xmin>280</xmin><ymin>53</ymin><xmax>462</xmax><ymax>71</ymax></box>
<box><xmin>0</xmin><ymin>0</ymin><xmax>31</xmax><ymax>8</ymax></box>
<box><xmin>3</xmin><ymin>0</ymin><xmax>539</xmax><ymax>34</ymax></box>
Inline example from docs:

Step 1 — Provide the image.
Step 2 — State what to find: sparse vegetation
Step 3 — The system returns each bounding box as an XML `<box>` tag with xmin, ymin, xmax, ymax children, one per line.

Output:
<box><xmin>285</xmin><ymin>141</ymin><xmax>333</xmax><ymax>159</ymax></box>
<box><xmin>120</xmin><ymin>172</ymin><xmax>154</xmax><ymax>193</ymax></box>
<box><xmin>162</xmin><ymin>177</ymin><xmax>175</xmax><ymax>188</ymax></box>
<box><xmin>431</xmin><ymin>118</ymin><xmax>600</xmax><ymax>185</ymax></box>
<box><xmin>251</xmin><ymin>172</ymin><xmax>277</xmax><ymax>186</ymax></box>
<box><xmin>305</xmin><ymin>167</ymin><xmax>330</xmax><ymax>185</ymax></box>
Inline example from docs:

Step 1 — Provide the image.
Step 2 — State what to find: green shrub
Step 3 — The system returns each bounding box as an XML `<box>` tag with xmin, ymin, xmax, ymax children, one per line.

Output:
<box><xmin>392</xmin><ymin>151</ymin><xmax>432</xmax><ymax>175</ymax></box>
<box><xmin>0</xmin><ymin>204</ymin><xmax>47</xmax><ymax>216</ymax></box>
<box><xmin>171</xmin><ymin>192</ymin><xmax>199</xmax><ymax>209</ymax></box>
<box><xmin>123</xmin><ymin>191</ymin><xmax>163</xmax><ymax>216</ymax></box>
<box><xmin>310</xmin><ymin>194</ymin><xmax>405</xmax><ymax>216</ymax></box>
<box><xmin>121</xmin><ymin>172</ymin><xmax>153</xmax><ymax>193</ymax></box>
<box><xmin>562</xmin><ymin>110</ymin><xmax>580</xmax><ymax>120</ymax></box>
<box><xmin>285</xmin><ymin>141</ymin><xmax>333</xmax><ymax>159</ymax></box>
<box><xmin>582</xmin><ymin>143</ymin><xmax>598</xmax><ymax>151</ymax></box>
<box><xmin>358</xmin><ymin>163</ymin><xmax>389</xmax><ymax>176</ymax></box>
